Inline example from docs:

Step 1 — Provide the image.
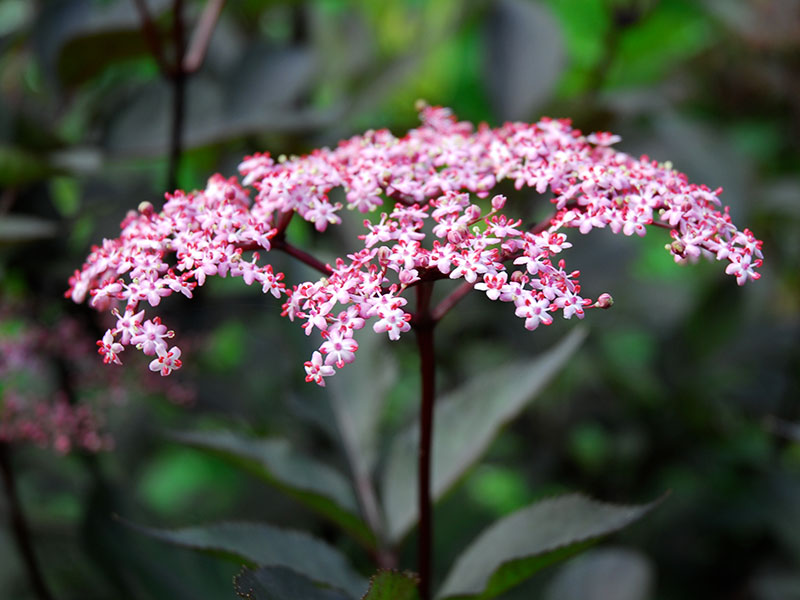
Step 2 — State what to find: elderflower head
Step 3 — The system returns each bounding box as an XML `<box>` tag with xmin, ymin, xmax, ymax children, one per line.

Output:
<box><xmin>68</xmin><ymin>104</ymin><xmax>763</xmax><ymax>386</ymax></box>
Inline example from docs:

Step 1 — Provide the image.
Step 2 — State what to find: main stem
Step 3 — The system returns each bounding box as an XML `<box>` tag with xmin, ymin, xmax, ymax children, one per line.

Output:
<box><xmin>167</xmin><ymin>0</ymin><xmax>186</xmax><ymax>193</ymax></box>
<box><xmin>0</xmin><ymin>443</ymin><xmax>55</xmax><ymax>600</ymax></box>
<box><xmin>414</xmin><ymin>282</ymin><xmax>436</xmax><ymax>600</ymax></box>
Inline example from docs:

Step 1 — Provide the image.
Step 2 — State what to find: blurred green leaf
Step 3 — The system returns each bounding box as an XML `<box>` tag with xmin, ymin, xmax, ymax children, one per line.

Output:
<box><xmin>543</xmin><ymin>547</ymin><xmax>653</xmax><ymax>600</ymax></box>
<box><xmin>57</xmin><ymin>29</ymin><xmax>150</xmax><ymax>87</ymax></box>
<box><xmin>544</xmin><ymin>0</ymin><xmax>610</xmax><ymax>96</ymax></box>
<box><xmin>362</xmin><ymin>570</ymin><xmax>420</xmax><ymax>600</ymax></box>
<box><xmin>129</xmin><ymin>521</ymin><xmax>366</xmax><ymax>598</ymax></box>
<box><xmin>204</xmin><ymin>320</ymin><xmax>247</xmax><ymax>372</ymax></box>
<box><xmin>465</xmin><ymin>465</ymin><xmax>531</xmax><ymax>517</ymax></box>
<box><xmin>608</xmin><ymin>0</ymin><xmax>716</xmax><ymax>88</ymax></box>
<box><xmin>482</xmin><ymin>0</ymin><xmax>565</xmax><ymax>120</ymax></box>
<box><xmin>0</xmin><ymin>146</ymin><xmax>59</xmax><ymax>186</ymax></box>
<box><xmin>35</xmin><ymin>0</ymin><xmax>169</xmax><ymax>86</ymax></box>
<box><xmin>50</xmin><ymin>176</ymin><xmax>80</xmax><ymax>217</ymax></box>
<box><xmin>0</xmin><ymin>215</ymin><xmax>58</xmax><ymax>244</ymax></box>
<box><xmin>234</xmin><ymin>566</ymin><xmax>351</xmax><ymax>600</ymax></box>
<box><xmin>0</xmin><ymin>0</ymin><xmax>32</xmax><ymax>37</ymax></box>
<box><xmin>382</xmin><ymin>328</ymin><xmax>586</xmax><ymax>542</ymax></box>
<box><xmin>437</xmin><ymin>494</ymin><xmax>661</xmax><ymax>599</ymax></box>
<box><xmin>568</xmin><ymin>423</ymin><xmax>612</xmax><ymax>475</ymax></box>
<box><xmin>137</xmin><ymin>448</ymin><xmax>240</xmax><ymax>518</ymax></box>
<box><xmin>171</xmin><ymin>430</ymin><xmax>374</xmax><ymax>547</ymax></box>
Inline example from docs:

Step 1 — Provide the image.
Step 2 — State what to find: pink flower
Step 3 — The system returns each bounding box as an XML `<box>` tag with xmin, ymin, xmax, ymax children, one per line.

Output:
<box><xmin>113</xmin><ymin>308</ymin><xmax>145</xmax><ymax>345</ymax></box>
<box><xmin>97</xmin><ymin>330</ymin><xmax>124</xmax><ymax>365</ymax></box>
<box><xmin>320</xmin><ymin>330</ymin><xmax>359</xmax><ymax>368</ymax></box>
<box><xmin>131</xmin><ymin>317</ymin><xmax>173</xmax><ymax>356</ymax></box>
<box><xmin>149</xmin><ymin>346</ymin><xmax>182</xmax><ymax>376</ymax></box>
<box><xmin>304</xmin><ymin>351</ymin><xmax>335</xmax><ymax>386</ymax></box>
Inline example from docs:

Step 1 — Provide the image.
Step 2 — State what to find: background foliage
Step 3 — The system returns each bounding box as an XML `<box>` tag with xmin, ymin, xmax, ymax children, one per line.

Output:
<box><xmin>1</xmin><ymin>0</ymin><xmax>799</xmax><ymax>598</ymax></box>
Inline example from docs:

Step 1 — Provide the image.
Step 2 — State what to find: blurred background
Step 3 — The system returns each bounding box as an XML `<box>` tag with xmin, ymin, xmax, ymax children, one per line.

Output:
<box><xmin>1</xmin><ymin>0</ymin><xmax>799</xmax><ymax>598</ymax></box>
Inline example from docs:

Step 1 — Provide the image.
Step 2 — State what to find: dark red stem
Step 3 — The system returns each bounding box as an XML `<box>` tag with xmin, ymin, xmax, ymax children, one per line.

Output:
<box><xmin>167</xmin><ymin>0</ymin><xmax>186</xmax><ymax>193</ymax></box>
<box><xmin>271</xmin><ymin>238</ymin><xmax>333</xmax><ymax>276</ymax></box>
<box><xmin>131</xmin><ymin>0</ymin><xmax>171</xmax><ymax>75</ymax></box>
<box><xmin>412</xmin><ymin>282</ymin><xmax>436</xmax><ymax>600</ymax></box>
<box><xmin>0</xmin><ymin>443</ymin><xmax>55</xmax><ymax>600</ymax></box>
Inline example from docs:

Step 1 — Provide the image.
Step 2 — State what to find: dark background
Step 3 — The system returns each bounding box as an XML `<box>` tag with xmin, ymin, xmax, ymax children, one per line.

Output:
<box><xmin>1</xmin><ymin>1</ymin><xmax>799</xmax><ymax>598</ymax></box>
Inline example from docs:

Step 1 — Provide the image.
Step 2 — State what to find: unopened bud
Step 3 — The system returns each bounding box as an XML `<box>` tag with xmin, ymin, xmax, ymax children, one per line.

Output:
<box><xmin>595</xmin><ymin>293</ymin><xmax>614</xmax><ymax>309</ymax></box>
<box><xmin>491</xmin><ymin>194</ymin><xmax>507</xmax><ymax>211</ymax></box>
<box><xmin>224</xmin><ymin>186</ymin><xmax>236</xmax><ymax>201</ymax></box>
<box><xmin>138</xmin><ymin>201</ymin><xmax>154</xmax><ymax>216</ymax></box>
<box><xmin>510</xmin><ymin>270</ymin><xmax>526</xmax><ymax>284</ymax></box>
<box><xmin>377</xmin><ymin>246</ymin><xmax>392</xmax><ymax>264</ymax></box>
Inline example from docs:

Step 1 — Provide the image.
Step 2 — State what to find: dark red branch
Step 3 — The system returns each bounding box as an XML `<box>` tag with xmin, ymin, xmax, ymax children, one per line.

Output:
<box><xmin>271</xmin><ymin>238</ymin><xmax>333</xmax><ymax>276</ymax></box>
<box><xmin>183</xmin><ymin>0</ymin><xmax>226</xmax><ymax>74</ymax></box>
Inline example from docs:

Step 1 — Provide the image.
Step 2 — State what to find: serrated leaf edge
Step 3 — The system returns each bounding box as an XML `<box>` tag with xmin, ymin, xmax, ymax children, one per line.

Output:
<box><xmin>361</xmin><ymin>569</ymin><xmax>420</xmax><ymax>600</ymax></box>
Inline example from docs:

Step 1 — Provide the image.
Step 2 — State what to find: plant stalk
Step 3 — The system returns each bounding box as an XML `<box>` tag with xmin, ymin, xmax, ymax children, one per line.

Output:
<box><xmin>0</xmin><ymin>443</ymin><xmax>55</xmax><ymax>600</ymax></box>
<box><xmin>167</xmin><ymin>0</ymin><xmax>187</xmax><ymax>193</ymax></box>
<box><xmin>413</xmin><ymin>282</ymin><xmax>436</xmax><ymax>600</ymax></box>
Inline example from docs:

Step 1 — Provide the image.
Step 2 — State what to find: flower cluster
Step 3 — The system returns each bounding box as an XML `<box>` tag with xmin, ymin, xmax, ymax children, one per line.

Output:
<box><xmin>0</xmin><ymin>317</ymin><xmax>112</xmax><ymax>453</ymax></box>
<box><xmin>68</xmin><ymin>105</ymin><xmax>763</xmax><ymax>385</ymax></box>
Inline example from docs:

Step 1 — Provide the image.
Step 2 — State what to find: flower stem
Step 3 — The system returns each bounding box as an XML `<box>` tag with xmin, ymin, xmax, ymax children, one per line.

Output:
<box><xmin>413</xmin><ymin>282</ymin><xmax>436</xmax><ymax>600</ymax></box>
<box><xmin>0</xmin><ymin>443</ymin><xmax>55</xmax><ymax>600</ymax></box>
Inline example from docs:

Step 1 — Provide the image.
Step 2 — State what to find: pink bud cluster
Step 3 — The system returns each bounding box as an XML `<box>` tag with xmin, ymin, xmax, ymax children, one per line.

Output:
<box><xmin>68</xmin><ymin>105</ymin><xmax>763</xmax><ymax>385</ymax></box>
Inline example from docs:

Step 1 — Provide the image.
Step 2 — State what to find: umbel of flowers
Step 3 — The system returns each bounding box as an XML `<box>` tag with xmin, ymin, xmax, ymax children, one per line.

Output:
<box><xmin>67</xmin><ymin>104</ymin><xmax>763</xmax><ymax>383</ymax></box>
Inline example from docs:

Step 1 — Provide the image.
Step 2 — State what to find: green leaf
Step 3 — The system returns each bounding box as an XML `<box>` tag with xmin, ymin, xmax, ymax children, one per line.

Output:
<box><xmin>0</xmin><ymin>216</ymin><xmax>58</xmax><ymax>244</ymax></box>
<box><xmin>234</xmin><ymin>566</ymin><xmax>352</xmax><ymax>600</ymax></box>
<box><xmin>128</xmin><ymin>521</ymin><xmax>366</xmax><ymax>598</ymax></box>
<box><xmin>543</xmin><ymin>547</ymin><xmax>653</xmax><ymax>600</ymax></box>
<box><xmin>47</xmin><ymin>0</ymin><xmax>170</xmax><ymax>87</ymax></box>
<box><xmin>362</xmin><ymin>570</ymin><xmax>419</xmax><ymax>600</ymax></box>
<box><xmin>329</xmin><ymin>332</ymin><xmax>397</xmax><ymax>476</ymax></box>
<box><xmin>437</xmin><ymin>494</ymin><xmax>662</xmax><ymax>599</ymax></box>
<box><xmin>482</xmin><ymin>0</ymin><xmax>565</xmax><ymax>120</ymax></box>
<box><xmin>57</xmin><ymin>29</ymin><xmax>151</xmax><ymax>87</ymax></box>
<box><xmin>382</xmin><ymin>328</ymin><xmax>586</xmax><ymax>542</ymax></box>
<box><xmin>171</xmin><ymin>430</ymin><xmax>374</xmax><ymax>548</ymax></box>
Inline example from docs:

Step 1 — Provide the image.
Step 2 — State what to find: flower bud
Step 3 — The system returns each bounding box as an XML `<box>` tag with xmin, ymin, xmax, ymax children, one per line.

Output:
<box><xmin>594</xmin><ymin>293</ymin><xmax>614</xmax><ymax>309</ymax></box>
<box><xmin>510</xmin><ymin>270</ymin><xmax>526</xmax><ymax>283</ymax></box>
<box><xmin>377</xmin><ymin>246</ymin><xmax>391</xmax><ymax>264</ymax></box>
<box><xmin>138</xmin><ymin>201</ymin><xmax>154</xmax><ymax>216</ymax></box>
<box><xmin>491</xmin><ymin>194</ymin><xmax>507</xmax><ymax>211</ymax></box>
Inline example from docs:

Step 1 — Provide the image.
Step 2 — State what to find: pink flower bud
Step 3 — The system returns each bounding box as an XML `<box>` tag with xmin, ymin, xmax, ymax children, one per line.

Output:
<box><xmin>595</xmin><ymin>293</ymin><xmax>614</xmax><ymax>309</ymax></box>
<box><xmin>491</xmin><ymin>195</ymin><xmax>506</xmax><ymax>211</ymax></box>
